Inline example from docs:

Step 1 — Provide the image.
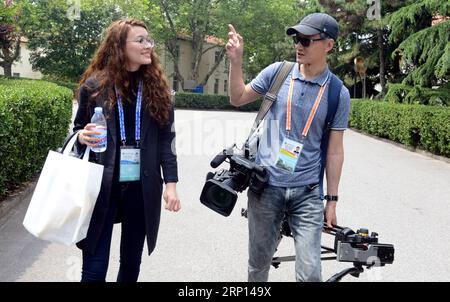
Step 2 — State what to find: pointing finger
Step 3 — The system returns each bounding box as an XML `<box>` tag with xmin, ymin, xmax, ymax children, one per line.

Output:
<box><xmin>228</xmin><ymin>24</ymin><xmax>237</xmax><ymax>34</ymax></box>
<box><xmin>237</xmin><ymin>33</ymin><xmax>243</xmax><ymax>43</ymax></box>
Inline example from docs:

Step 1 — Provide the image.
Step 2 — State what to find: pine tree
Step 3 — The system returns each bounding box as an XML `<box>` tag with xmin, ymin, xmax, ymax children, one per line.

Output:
<box><xmin>387</xmin><ymin>0</ymin><xmax>449</xmax><ymax>87</ymax></box>
<box><xmin>316</xmin><ymin>0</ymin><xmax>415</xmax><ymax>96</ymax></box>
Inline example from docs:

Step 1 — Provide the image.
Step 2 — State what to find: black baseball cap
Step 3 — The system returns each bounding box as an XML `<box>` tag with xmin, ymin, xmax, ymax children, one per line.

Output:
<box><xmin>286</xmin><ymin>13</ymin><xmax>339</xmax><ymax>41</ymax></box>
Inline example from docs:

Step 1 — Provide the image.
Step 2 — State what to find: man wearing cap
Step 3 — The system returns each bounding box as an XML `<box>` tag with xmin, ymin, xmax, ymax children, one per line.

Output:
<box><xmin>225</xmin><ymin>13</ymin><xmax>350</xmax><ymax>282</ymax></box>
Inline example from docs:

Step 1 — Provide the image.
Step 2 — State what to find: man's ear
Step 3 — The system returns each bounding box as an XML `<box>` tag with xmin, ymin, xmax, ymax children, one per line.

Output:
<box><xmin>325</xmin><ymin>39</ymin><xmax>335</xmax><ymax>53</ymax></box>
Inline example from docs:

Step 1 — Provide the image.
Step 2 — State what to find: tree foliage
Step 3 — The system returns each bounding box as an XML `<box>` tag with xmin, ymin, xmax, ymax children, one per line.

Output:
<box><xmin>219</xmin><ymin>0</ymin><xmax>302</xmax><ymax>79</ymax></box>
<box><xmin>23</xmin><ymin>0</ymin><xmax>147</xmax><ymax>82</ymax></box>
<box><xmin>145</xmin><ymin>0</ymin><xmax>225</xmax><ymax>90</ymax></box>
<box><xmin>11</xmin><ymin>0</ymin><xmax>450</xmax><ymax>93</ymax></box>
<box><xmin>315</xmin><ymin>0</ymin><xmax>415</xmax><ymax>95</ymax></box>
<box><xmin>388</xmin><ymin>0</ymin><xmax>450</xmax><ymax>87</ymax></box>
<box><xmin>0</xmin><ymin>0</ymin><xmax>23</xmax><ymax>76</ymax></box>
<box><xmin>146</xmin><ymin>0</ymin><xmax>301</xmax><ymax>88</ymax></box>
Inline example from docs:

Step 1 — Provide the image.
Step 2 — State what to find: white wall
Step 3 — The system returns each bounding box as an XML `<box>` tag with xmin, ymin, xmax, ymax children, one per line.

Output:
<box><xmin>0</xmin><ymin>41</ymin><xmax>42</xmax><ymax>79</ymax></box>
<box><xmin>160</xmin><ymin>38</ymin><xmax>229</xmax><ymax>96</ymax></box>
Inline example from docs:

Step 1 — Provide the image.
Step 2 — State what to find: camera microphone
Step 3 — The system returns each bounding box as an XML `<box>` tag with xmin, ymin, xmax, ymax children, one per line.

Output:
<box><xmin>210</xmin><ymin>146</ymin><xmax>235</xmax><ymax>168</ymax></box>
<box><xmin>210</xmin><ymin>152</ymin><xmax>228</xmax><ymax>168</ymax></box>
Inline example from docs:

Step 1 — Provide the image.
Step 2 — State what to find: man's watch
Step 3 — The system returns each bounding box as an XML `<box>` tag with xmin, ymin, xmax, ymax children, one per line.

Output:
<box><xmin>324</xmin><ymin>195</ymin><xmax>338</xmax><ymax>201</ymax></box>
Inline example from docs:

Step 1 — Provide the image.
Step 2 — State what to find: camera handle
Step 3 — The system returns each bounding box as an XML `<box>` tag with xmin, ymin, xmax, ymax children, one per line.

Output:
<box><xmin>244</xmin><ymin>140</ymin><xmax>250</xmax><ymax>159</ymax></box>
<box><xmin>326</xmin><ymin>265</ymin><xmax>365</xmax><ymax>282</ymax></box>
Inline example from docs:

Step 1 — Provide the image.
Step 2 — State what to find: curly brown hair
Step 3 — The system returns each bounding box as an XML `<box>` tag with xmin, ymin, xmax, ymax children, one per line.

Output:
<box><xmin>78</xmin><ymin>19</ymin><xmax>172</xmax><ymax>126</ymax></box>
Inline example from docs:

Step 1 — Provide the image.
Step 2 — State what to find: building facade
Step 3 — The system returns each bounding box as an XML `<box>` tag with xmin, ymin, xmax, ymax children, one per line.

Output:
<box><xmin>158</xmin><ymin>36</ymin><xmax>229</xmax><ymax>96</ymax></box>
<box><xmin>0</xmin><ymin>38</ymin><xmax>42</xmax><ymax>79</ymax></box>
<box><xmin>2</xmin><ymin>36</ymin><xmax>229</xmax><ymax>96</ymax></box>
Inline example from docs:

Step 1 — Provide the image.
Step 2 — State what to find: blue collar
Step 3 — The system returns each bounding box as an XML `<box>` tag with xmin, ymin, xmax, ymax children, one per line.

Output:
<box><xmin>292</xmin><ymin>63</ymin><xmax>330</xmax><ymax>86</ymax></box>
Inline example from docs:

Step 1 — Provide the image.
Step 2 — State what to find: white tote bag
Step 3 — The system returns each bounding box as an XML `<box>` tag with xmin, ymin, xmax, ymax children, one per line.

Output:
<box><xmin>23</xmin><ymin>132</ymin><xmax>104</xmax><ymax>246</ymax></box>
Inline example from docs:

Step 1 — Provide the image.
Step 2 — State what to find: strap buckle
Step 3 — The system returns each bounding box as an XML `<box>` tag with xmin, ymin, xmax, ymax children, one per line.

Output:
<box><xmin>265</xmin><ymin>92</ymin><xmax>277</xmax><ymax>102</ymax></box>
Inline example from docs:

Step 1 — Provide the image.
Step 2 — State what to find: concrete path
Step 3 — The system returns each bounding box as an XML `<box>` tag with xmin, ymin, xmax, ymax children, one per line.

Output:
<box><xmin>1</xmin><ymin>109</ymin><xmax>449</xmax><ymax>282</ymax></box>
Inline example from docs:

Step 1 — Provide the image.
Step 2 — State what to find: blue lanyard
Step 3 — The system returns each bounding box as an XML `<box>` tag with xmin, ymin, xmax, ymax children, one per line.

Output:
<box><xmin>116</xmin><ymin>80</ymin><xmax>142</xmax><ymax>146</ymax></box>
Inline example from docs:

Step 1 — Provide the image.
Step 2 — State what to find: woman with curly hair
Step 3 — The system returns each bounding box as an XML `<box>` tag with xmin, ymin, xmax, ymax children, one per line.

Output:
<box><xmin>73</xmin><ymin>19</ymin><xmax>180</xmax><ymax>282</ymax></box>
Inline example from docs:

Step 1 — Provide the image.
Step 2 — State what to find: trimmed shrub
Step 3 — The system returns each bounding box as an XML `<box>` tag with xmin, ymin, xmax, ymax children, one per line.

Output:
<box><xmin>174</xmin><ymin>92</ymin><xmax>261</xmax><ymax>111</ymax></box>
<box><xmin>0</xmin><ymin>77</ymin><xmax>73</xmax><ymax>199</ymax></box>
<box><xmin>49</xmin><ymin>80</ymin><xmax>78</xmax><ymax>95</ymax></box>
<box><xmin>349</xmin><ymin>100</ymin><xmax>450</xmax><ymax>157</ymax></box>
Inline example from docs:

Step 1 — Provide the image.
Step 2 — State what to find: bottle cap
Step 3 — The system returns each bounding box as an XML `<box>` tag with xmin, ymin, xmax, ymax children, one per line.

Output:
<box><xmin>94</xmin><ymin>107</ymin><xmax>103</xmax><ymax>114</ymax></box>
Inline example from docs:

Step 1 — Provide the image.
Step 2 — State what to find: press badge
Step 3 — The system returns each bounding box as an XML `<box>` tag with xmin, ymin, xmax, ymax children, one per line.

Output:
<box><xmin>119</xmin><ymin>146</ymin><xmax>141</xmax><ymax>182</ymax></box>
<box><xmin>275</xmin><ymin>138</ymin><xmax>304</xmax><ymax>173</ymax></box>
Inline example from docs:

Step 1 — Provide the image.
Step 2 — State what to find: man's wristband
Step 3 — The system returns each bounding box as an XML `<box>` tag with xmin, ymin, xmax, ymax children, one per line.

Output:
<box><xmin>324</xmin><ymin>195</ymin><xmax>338</xmax><ymax>202</ymax></box>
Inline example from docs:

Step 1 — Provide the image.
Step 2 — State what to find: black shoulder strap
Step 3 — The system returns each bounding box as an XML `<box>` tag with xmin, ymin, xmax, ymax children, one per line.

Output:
<box><xmin>319</xmin><ymin>73</ymin><xmax>343</xmax><ymax>199</ymax></box>
<box><xmin>247</xmin><ymin>61</ymin><xmax>295</xmax><ymax>140</ymax></box>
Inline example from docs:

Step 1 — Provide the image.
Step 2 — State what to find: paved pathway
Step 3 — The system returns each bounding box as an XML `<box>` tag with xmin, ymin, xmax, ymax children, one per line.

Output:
<box><xmin>1</xmin><ymin>109</ymin><xmax>449</xmax><ymax>282</ymax></box>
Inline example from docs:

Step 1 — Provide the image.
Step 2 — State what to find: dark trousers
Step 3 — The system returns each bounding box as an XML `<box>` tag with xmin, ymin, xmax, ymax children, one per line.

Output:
<box><xmin>81</xmin><ymin>182</ymin><xmax>146</xmax><ymax>282</ymax></box>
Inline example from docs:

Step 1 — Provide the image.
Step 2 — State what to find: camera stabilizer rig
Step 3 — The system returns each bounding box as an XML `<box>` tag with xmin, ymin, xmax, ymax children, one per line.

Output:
<box><xmin>241</xmin><ymin>209</ymin><xmax>395</xmax><ymax>282</ymax></box>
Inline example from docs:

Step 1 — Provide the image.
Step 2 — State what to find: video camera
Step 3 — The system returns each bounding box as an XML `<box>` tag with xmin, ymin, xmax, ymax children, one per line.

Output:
<box><xmin>324</xmin><ymin>224</ymin><xmax>395</xmax><ymax>267</ymax></box>
<box><xmin>242</xmin><ymin>208</ymin><xmax>395</xmax><ymax>282</ymax></box>
<box><xmin>200</xmin><ymin>144</ymin><xmax>268</xmax><ymax>217</ymax></box>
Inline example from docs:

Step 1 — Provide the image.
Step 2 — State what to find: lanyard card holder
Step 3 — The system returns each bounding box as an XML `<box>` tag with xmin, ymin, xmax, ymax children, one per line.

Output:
<box><xmin>116</xmin><ymin>80</ymin><xmax>143</xmax><ymax>183</ymax></box>
<box><xmin>119</xmin><ymin>145</ymin><xmax>141</xmax><ymax>182</ymax></box>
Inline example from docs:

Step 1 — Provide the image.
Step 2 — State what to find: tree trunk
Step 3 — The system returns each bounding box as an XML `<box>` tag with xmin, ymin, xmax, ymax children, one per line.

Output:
<box><xmin>3</xmin><ymin>63</ymin><xmax>12</xmax><ymax>77</ymax></box>
<box><xmin>1</xmin><ymin>35</ymin><xmax>21</xmax><ymax>77</ymax></box>
<box><xmin>199</xmin><ymin>48</ymin><xmax>225</xmax><ymax>87</ymax></box>
<box><xmin>191</xmin><ymin>30</ymin><xmax>203</xmax><ymax>84</ymax></box>
<box><xmin>378</xmin><ymin>26</ymin><xmax>386</xmax><ymax>94</ymax></box>
<box><xmin>158</xmin><ymin>0</ymin><xmax>224</xmax><ymax>92</ymax></box>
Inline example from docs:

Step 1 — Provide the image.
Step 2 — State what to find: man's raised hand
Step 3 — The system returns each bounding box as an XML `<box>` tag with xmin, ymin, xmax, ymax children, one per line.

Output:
<box><xmin>225</xmin><ymin>24</ymin><xmax>244</xmax><ymax>64</ymax></box>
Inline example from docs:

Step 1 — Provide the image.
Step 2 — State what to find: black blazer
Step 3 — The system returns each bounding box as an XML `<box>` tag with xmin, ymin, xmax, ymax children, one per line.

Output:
<box><xmin>73</xmin><ymin>78</ymin><xmax>178</xmax><ymax>255</ymax></box>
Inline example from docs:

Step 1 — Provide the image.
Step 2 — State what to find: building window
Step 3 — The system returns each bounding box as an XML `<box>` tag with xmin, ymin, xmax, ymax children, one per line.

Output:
<box><xmin>13</xmin><ymin>73</ymin><xmax>20</xmax><ymax>77</ymax></box>
<box><xmin>215</xmin><ymin>51</ymin><xmax>221</xmax><ymax>63</ymax></box>
<box><xmin>224</xmin><ymin>80</ymin><xmax>228</xmax><ymax>94</ymax></box>
<box><xmin>224</xmin><ymin>57</ymin><xmax>229</xmax><ymax>73</ymax></box>
<box><xmin>172</xmin><ymin>76</ymin><xmax>179</xmax><ymax>92</ymax></box>
<box><xmin>214</xmin><ymin>79</ymin><xmax>219</xmax><ymax>94</ymax></box>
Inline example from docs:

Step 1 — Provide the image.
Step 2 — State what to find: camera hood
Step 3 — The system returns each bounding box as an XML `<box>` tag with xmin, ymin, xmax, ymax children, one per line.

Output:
<box><xmin>200</xmin><ymin>179</ymin><xmax>238</xmax><ymax>217</ymax></box>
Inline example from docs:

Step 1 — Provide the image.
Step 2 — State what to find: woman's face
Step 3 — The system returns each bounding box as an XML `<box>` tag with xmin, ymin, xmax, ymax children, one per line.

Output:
<box><xmin>124</xmin><ymin>26</ymin><xmax>154</xmax><ymax>71</ymax></box>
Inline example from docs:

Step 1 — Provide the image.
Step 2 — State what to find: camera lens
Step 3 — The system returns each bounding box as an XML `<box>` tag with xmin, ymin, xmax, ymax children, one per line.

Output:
<box><xmin>200</xmin><ymin>179</ymin><xmax>238</xmax><ymax>217</ymax></box>
<box><xmin>207</xmin><ymin>185</ymin><xmax>234</xmax><ymax>208</ymax></box>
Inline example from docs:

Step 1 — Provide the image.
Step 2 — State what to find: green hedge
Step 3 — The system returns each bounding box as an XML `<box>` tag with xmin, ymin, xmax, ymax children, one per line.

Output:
<box><xmin>349</xmin><ymin>100</ymin><xmax>450</xmax><ymax>157</ymax></box>
<box><xmin>385</xmin><ymin>83</ymin><xmax>449</xmax><ymax>106</ymax></box>
<box><xmin>49</xmin><ymin>80</ymin><xmax>78</xmax><ymax>95</ymax></box>
<box><xmin>0</xmin><ymin>77</ymin><xmax>73</xmax><ymax>199</ymax></box>
<box><xmin>174</xmin><ymin>92</ymin><xmax>261</xmax><ymax>111</ymax></box>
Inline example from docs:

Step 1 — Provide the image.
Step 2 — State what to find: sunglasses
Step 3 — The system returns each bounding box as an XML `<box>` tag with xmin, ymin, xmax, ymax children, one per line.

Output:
<box><xmin>292</xmin><ymin>35</ymin><xmax>326</xmax><ymax>47</ymax></box>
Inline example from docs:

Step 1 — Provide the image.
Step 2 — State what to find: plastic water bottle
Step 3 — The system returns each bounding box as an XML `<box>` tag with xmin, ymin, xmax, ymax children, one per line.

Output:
<box><xmin>91</xmin><ymin>107</ymin><xmax>107</xmax><ymax>153</ymax></box>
